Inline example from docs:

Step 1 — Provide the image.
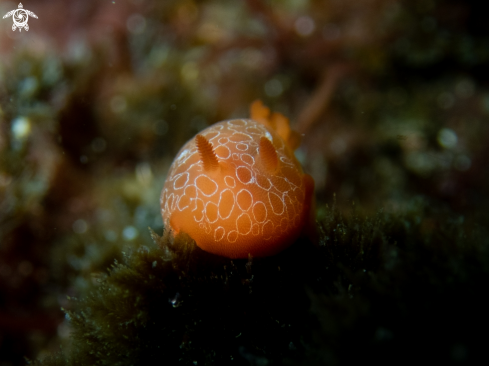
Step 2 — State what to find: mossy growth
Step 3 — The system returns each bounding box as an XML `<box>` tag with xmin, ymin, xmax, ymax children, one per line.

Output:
<box><xmin>32</xmin><ymin>201</ymin><xmax>489</xmax><ymax>365</ymax></box>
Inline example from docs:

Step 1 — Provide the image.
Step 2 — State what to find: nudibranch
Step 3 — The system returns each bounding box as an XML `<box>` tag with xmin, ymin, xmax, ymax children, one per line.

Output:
<box><xmin>160</xmin><ymin>101</ymin><xmax>315</xmax><ymax>258</ymax></box>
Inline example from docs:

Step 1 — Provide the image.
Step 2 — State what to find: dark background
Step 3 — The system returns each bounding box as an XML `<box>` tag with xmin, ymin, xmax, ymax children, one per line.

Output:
<box><xmin>1</xmin><ymin>0</ymin><xmax>488</xmax><ymax>364</ymax></box>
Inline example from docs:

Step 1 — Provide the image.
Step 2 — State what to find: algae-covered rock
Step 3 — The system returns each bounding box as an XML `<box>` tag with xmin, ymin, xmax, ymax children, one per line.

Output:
<box><xmin>33</xmin><ymin>202</ymin><xmax>489</xmax><ymax>365</ymax></box>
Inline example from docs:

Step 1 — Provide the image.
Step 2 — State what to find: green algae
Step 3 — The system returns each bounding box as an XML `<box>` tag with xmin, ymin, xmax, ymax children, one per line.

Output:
<box><xmin>32</xmin><ymin>201</ymin><xmax>489</xmax><ymax>365</ymax></box>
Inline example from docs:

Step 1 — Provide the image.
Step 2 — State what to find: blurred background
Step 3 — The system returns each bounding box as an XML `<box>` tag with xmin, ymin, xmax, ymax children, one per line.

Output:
<box><xmin>0</xmin><ymin>0</ymin><xmax>488</xmax><ymax>364</ymax></box>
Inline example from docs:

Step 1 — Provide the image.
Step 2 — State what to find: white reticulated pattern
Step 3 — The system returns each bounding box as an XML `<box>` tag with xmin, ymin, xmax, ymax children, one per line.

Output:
<box><xmin>161</xmin><ymin>119</ymin><xmax>305</xmax><ymax>244</ymax></box>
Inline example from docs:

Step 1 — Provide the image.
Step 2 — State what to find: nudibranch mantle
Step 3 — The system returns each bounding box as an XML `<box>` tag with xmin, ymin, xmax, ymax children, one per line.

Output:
<box><xmin>161</xmin><ymin>107</ymin><xmax>314</xmax><ymax>258</ymax></box>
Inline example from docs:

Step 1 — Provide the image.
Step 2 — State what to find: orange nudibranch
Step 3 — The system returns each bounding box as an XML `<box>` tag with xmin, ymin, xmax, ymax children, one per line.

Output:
<box><xmin>160</xmin><ymin>100</ymin><xmax>315</xmax><ymax>258</ymax></box>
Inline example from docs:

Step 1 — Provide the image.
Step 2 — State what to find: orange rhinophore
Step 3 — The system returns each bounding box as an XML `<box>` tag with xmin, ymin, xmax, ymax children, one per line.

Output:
<box><xmin>258</xmin><ymin>136</ymin><xmax>279</xmax><ymax>174</ymax></box>
<box><xmin>160</xmin><ymin>100</ymin><xmax>315</xmax><ymax>258</ymax></box>
<box><xmin>195</xmin><ymin>134</ymin><xmax>219</xmax><ymax>171</ymax></box>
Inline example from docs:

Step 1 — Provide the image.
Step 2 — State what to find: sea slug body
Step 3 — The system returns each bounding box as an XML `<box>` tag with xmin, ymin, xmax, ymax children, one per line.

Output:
<box><xmin>160</xmin><ymin>101</ymin><xmax>315</xmax><ymax>258</ymax></box>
